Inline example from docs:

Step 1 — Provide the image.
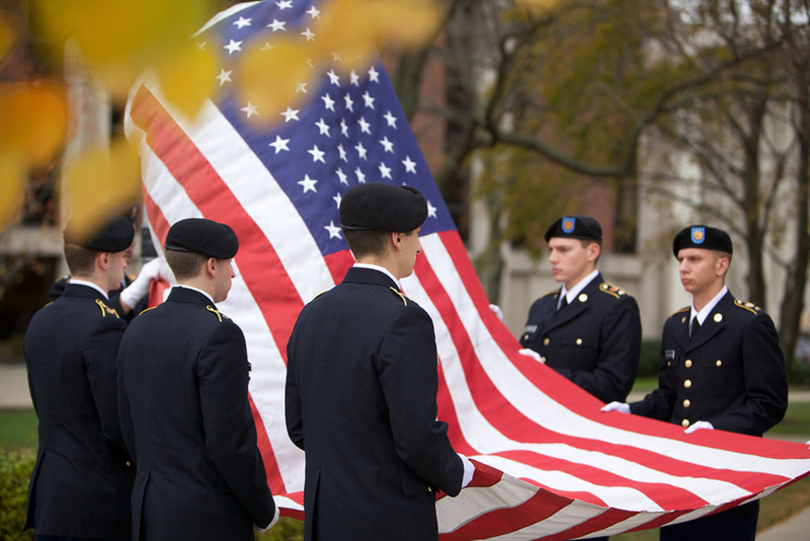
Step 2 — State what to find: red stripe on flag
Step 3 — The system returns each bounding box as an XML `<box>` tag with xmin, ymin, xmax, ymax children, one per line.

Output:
<box><xmin>130</xmin><ymin>85</ymin><xmax>303</xmax><ymax>365</ymax></box>
<box><xmin>248</xmin><ymin>393</ymin><xmax>285</xmax><ymax>495</ymax></box>
<box><xmin>323</xmin><ymin>249</ymin><xmax>355</xmax><ymax>287</ymax></box>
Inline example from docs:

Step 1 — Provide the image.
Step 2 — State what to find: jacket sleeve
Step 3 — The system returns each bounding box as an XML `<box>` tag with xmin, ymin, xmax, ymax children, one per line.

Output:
<box><xmin>285</xmin><ymin>321</ymin><xmax>305</xmax><ymax>451</ymax></box>
<box><xmin>554</xmin><ymin>296</ymin><xmax>641</xmax><ymax>403</ymax></box>
<box><xmin>709</xmin><ymin>313</ymin><xmax>788</xmax><ymax>435</ymax></box>
<box><xmin>84</xmin><ymin>315</ymin><xmax>128</xmax><ymax>450</ymax></box>
<box><xmin>377</xmin><ymin>304</ymin><xmax>464</xmax><ymax>496</ymax></box>
<box><xmin>198</xmin><ymin>321</ymin><xmax>277</xmax><ymax>528</ymax></box>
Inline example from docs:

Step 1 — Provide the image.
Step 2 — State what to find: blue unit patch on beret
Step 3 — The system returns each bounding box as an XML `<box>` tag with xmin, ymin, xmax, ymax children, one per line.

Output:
<box><xmin>691</xmin><ymin>227</ymin><xmax>706</xmax><ymax>244</ymax></box>
<box><xmin>562</xmin><ymin>217</ymin><xmax>576</xmax><ymax>234</ymax></box>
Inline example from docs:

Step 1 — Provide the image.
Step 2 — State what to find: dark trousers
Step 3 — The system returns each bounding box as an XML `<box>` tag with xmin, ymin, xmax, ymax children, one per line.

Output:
<box><xmin>659</xmin><ymin>507</ymin><xmax>758</xmax><ymax>541</ymax></box>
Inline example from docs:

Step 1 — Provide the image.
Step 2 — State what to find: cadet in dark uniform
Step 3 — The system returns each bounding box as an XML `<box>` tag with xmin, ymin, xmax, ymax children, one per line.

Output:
<box><xmin>602</xmin><ymin>225</ymin><xmax>788</xmax><ymax>541</ymax></box>
<box><xmin>519</xmin><ymin>215</ymin><xmax>642</xmax><ymax>404</ymax></box>
<box><xmin>48</xmin><ymin>206</ymin><xmax>159</xmax><ymax>321</ymax></box>
<box><xmin>24</xmin><ymin>214</ymin><xmax>136</xmax><ymax>541</ymax></box>
<box><xmin>285</xmin><ymin>183</ymin><xmax>474</xmax><ymax>541</ymax></box>
<box><xmin>117</xmin><ymin>218</ymin><xmax>277</xmax><ymax>541</ymax></box>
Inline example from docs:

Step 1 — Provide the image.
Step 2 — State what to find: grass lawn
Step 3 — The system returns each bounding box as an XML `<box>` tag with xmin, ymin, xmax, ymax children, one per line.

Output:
<box><xmin>0</xmin><ymin>408</ymin><xmax>38</xmax><ymax>448</ymax></box>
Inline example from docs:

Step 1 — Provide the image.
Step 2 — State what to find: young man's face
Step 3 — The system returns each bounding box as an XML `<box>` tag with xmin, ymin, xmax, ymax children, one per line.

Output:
<box><xmin>397</xmin><ymin>226</ymin><xmax>423</xmax><ymax>279</ymax></box>
<box><xmin>677</xmin><ymin>248</ymin><xmax>726</xmax><ymax>297</ymax></box>
<box><xmin>104</xmin><ymin>250</ymin><xmax>129</xmax><ymax>291</ymax></box>
<box><xmin>548</xmin><ymin>237</ymin><xmax>599</xmax><ymax>289</ymax></box>
<box><xmin>212</xmin><ymin>258</ymin><xmax>236</xmax><ymax>303</ymax></box>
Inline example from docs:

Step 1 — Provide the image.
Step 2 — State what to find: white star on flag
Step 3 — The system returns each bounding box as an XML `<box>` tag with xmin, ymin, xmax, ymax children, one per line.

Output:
<box><xmin>379</xmin><ymin>162</ymin><xmax>392</xmax><ymax>179</ymax></box>
<box><xmin>340</xmin><ymin>119</ymin><xmax>349</xmax><ymax>137</ymax></box>
<box><xmin>321</xmin><ymin>94</ymin><xmax>335</xmax><ymax>111</ymax></box>
<box><xmin>216</xmin><ymin>69</ymin><xmax>232</xmax><ymax>86</ymax></box>
<box><xmin>350</xmin><ymin>70</ymin><xmax>360</xmax><ymax>86</ymax></box>
<box><xmin>355</xmin><ymin>142</ymin><xmax>367</xmax><ymax>160</ymax></box>
<box><xmin>344</xmin><ymin>94</ymin><xmax>354</xmax><ymax>112</ymax></box>
<box><xmin>357</xmin><ymin>117</ymin><xmax>371</xmax><ymax>134</ymax></box>
<box><xmin>281</xmin><ymin>107</ymin><xmax>300</xmax><ymax>122</ymax></box>
<box><xmin>196</xmin><ymin>41</ymin><xmax>206</xmax><ymax>50</ymax></box>
<box><xmin>233</xmin><ymin>16</ymin><xmax>251</xmax><ymax>28</ymax></box>
<box><xmin>327</xmin><ymin>70</ymin><xmax>340</xmax><ymax>86</ymax></box>
<box><xmin>301</xmin><ymin>27</ymin><xmax>315</xmax><ymax>41</ymax></box>
<box><xmin>402</xmin><ymin>156</ymin><xmax>417</xmax><ymax>173</ymax></box>
<box><xmin>332</xmin><ymin>192</ymin><xmax>342</xmax><ymax>208</ymax></box>
<box><xmin>337</xmin><ymin>144</ymin><xmax>347</xmax><ymax>162</ymax></box>
<box><xmin>383</xmin><ymin>111</ymin><xmax>397</xmax><ymax>128</ymax></box>
<box><xmin>269</xmin><ymin>136</ymin><xmax>290</xmax><ymax>154</ymax></box>
<box><xmin>224</xmin><ymin>39</ymin><xmax>242</xmax><ymax>54</ymax></box>
<box><xmin>315</xmin><ymin>119</ymin><xmax>330</xmax><ymax>136</ymax></box>
<box><xmin>241</xmin><ymin>102</ymin><xmax>259</xmax><ymax>118</ymax></box>
<box><xmin>427</xmin><ymin>201</ymin><xmax>438</xmax><ymax>218</ymax></box>
<box><xmin>267</xmin><ymin>18</ymin><xmax>286</xmax><ymax>31</ymax></box>
<box><xmin>355</xmin><ymin>167</ymin><xmax>366</xmax><ymax>182</ymax></box>
<box><xmin>308</xmin><ymin>145</ymin><xmax>326</xmax><ymax>163</ymax></box>
<box><xmin>307</xmin><ymin>6</ymin><xmax>321</xmax><ymax>19</ymax></box>
<box><xmin>324</xmin><ymin>220</ymin><xmax>342</xmax><ymax>238</ymax></box>
<box><xmin>380</xmin><ymin>137</ymin><xmax>394</xmax><ymax>153</ymax></box>
<box><xmin>275</xmin><ymin>0</ymin><xmax>292</xmax><ymax>9</ymax></box>
<box><xmin>336</xmin><ymin>168</ymin><xmax>348</xmax><ymax>185</ymax></box>
<box><xmin>362</xmin><ymin>91</ymin><xmax>375</xmax><ymax>109</ymax></box>
<box><xmin>368</xmin><ymin>66</ymin><xmax>380</xmax><ymax>83</ymax></box>
<box><xmin>296</xmin><ymin>82</ymin><xmax>308</xmax><ymax>94</ymax></box>
<box><xmin>298</xmin><ymin>174</ymin><xmax>317</xmax><ymax>193</ymax></box>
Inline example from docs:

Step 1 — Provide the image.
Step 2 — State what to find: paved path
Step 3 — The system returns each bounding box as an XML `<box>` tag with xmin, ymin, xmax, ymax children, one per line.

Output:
<box><xmin>2</xmin><ymin>363</ymin><xmax>808</xmax><ymax>537</ymax></box>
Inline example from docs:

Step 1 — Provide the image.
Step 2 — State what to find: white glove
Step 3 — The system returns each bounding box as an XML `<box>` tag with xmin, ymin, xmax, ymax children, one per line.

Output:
<box><xmin>489</xmin><ymin>304</ymin><xmax>503</xmax><ymax>322</ymax></box>
<box><xmin>601</xmin><ymin>401</ymin><xmax>630</xmax><ymax>414</ymax></box>
<box><xmin>684</xmin><ymin>420</ymin><xmax>714</xmax><ymax>434</ymax></box>
<box><xmin>254</xmin><ymin>504</ymin><xmax>280</xmax><ymax>532</ymax></box>
<box><xmin>119</xmin><ymin>258</ymin><xmax>162</xmax><ymax>309</ymax></box>
<box><xmin>459</xmin><ymin>454</ymin><xmax>475</xmax><ymax>489</ymax></box>
<box><xmin>518</xmin><ymin>348</ymin><xmax>544</xmax><ymax>363</ymax></box>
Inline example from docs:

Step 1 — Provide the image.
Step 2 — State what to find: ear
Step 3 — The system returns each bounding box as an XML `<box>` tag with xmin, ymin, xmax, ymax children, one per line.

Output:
<box><xmin>390</xmin><ymin>232</ymin><xmax>403</xmax><ymax>252</ymax></box>
<box><xmin>716</xmin><ymin>256</ymin><xmax>730</xmax><ymax>277</ymax></box>
<box><xmin>97</xmin><ymin>252</ymin><xmax>110</xmax><ymax>270</ymax></box>
<box><xmin>205</xmin><ymin>257</ymin><xmax>218</xmax><ymax>278</ymax></box>
<box><xmin>587</xmin><ymin>242</ymin><xmax>601</xmax><ymax>262</ymax></box>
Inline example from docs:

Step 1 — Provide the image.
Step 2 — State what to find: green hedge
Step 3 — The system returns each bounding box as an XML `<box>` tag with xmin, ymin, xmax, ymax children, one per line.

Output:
<box><xmin>0</xmin><ymin>447</ymin><xmax>35</xmax><ymax>541</ymax></box>
<box><xmin>638</xmin><ymin>339</ymin><xmax>661</xmax><ymax>378</ymax></box>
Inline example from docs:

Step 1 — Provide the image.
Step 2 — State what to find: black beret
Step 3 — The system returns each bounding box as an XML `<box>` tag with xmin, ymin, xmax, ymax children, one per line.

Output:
<box><xmin>673</xmin><ymin>225</ymin><xmax>733</xmax><ymax>256</ymax></box>
<box><xmin>64</xmin><ymin>214</ymin><xmax>134</xmax><ymax>252</ymax></box>
<box><xmin>339</xmin><ymin>183</ymin><xmax>427</xmax><ymax>233</ymax></box>
<box><xmin>165</xmin><ymin>218</ymin><xmax>239</xmax><ymax>259</ymax></box>
<box><xmin>544</xmin><ymin>215</ymin><xmax>603</xmax><ymax>242</ymax></box>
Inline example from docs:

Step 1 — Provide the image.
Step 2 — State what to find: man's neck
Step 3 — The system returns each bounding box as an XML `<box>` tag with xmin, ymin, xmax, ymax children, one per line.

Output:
<box><xmin>68</xmin><ymin>277</ymin><xmax>109</xmax><ymax>299</ymax></box>
<box><xmin>692</xmin><ymin>282</ymin><xmax>726</xmax><ymax>312</ymax></box>
<box><xmin>563</xmin><ymin>267</ymin><xmax>599</xmax><ymax>293</ymax></box>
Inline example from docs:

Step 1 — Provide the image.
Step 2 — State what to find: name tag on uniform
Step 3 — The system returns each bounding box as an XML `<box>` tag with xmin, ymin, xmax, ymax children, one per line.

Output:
<box><xmin>664</xmin><ymin>350</ymin><xmax>675</xmax><ymax>360</ymax></box>
<box><xmin>524</xmin><ymin>325</ymin><xmax>538</xmax><ymax>333</ymax></box>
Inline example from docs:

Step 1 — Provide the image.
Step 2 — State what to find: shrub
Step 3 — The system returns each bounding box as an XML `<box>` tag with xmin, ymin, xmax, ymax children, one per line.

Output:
<box><xmin>0</xmin><ymin>447</ymin><xmax>35</xmax><ymax>541</ymax></box>
<box><xmin>255</xmin><ymin>516</ymin><xmax>304</xmax><ymax>541</ymax></box>
<box><xmin>638</xmin><ymin>339</ymin><xmax>661</xmax><ymax>378</ymax></box>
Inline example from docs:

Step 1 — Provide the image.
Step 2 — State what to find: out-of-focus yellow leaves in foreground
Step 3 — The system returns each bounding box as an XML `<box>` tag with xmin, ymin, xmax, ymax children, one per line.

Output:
<box><xmin>33</xmin><ymin>0</ymin><xmax>210</xmax><ymax>97</ymax></box>
<box><xmin>156</xmin><ymin>42</ymin><xmax>218</xmax><ymax>119</ymax></box>
<box><xmin>513</xmin><ymin>0</ymin><xmax>563</xmax><ymax>13</ymax></box>
<box><xmin>237</xmin><ymin>38</ymin><xmax>314</xmax><ymax>123</ymax></box>
<box><xmin>0</xmin><ymin>150</ymin><xmax>25</xmax><ymax>230</ymax></box>
<box><xmin>316</xmin><ymin>0</ymin><xmax>440</xmax><ymax>74</ymax></box>
<box><xmin>62</xmin><ymin>138</ymin><xmax>142</xmax><ymax>241</ymax></box>
<box><xmin>0</xmin><ymin>13</ymin><xmax>14</xmax><ymax>62</ymax></box>
<box><xmin>0</xmin><ymin>81</ymin><xmax>68</xmax><ymax>168</ymax></box>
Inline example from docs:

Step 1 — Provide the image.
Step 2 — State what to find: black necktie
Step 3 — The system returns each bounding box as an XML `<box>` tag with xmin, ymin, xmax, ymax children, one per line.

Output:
<box><xmin>689</xmin><ymin>317</ymin><xmax>700</xmax><ymax>339</ymax></box>
<box><xmin>558</xmin><ymin>296</ymin><xmax>568</xmax><ymax>313</ymax></box>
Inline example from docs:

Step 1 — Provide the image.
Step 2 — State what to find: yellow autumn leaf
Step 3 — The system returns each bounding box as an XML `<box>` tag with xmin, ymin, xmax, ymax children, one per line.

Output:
<box><xmin>0</xmin><ymin>80</ymin><xmax>68</xmax><ymax>168</ymax></box>
<box><xmin>0</xmin><ymin>149</ymin><xmax>25</xmax><ymax>230</ymax></box>
<box><xmin>156</xmin><ymin>41</ymin><xmax>219</xmax><ymax>119</ymax></box>
<box><xmin>236</xmin><ymin>37</ymin><xmax>315</xmax><ymax>124</ymax></box>
<box><xmin>367</xmin><ymin>0</ymin><xmax>441</xmax><ymax>49</ymax></box>
<box><xmin>513</xmin><ymin>0</ymin><xmax>563</xmax><ymax>13</ymax></box>
<box><xmin>62</xmin><ymin>138</ymin><xmax>142</xmax><ymax>241</ymax></box>
<box><xmin>0</xmin><ymin>12</ymin><xmax>14</xmax><ymax>62</ymax></box>
<box><xmin>32</xmin><ymin>0</ymin><xmax>213</xmax><ymax>96</ymax></box>
<box><xmin>315</xmin><ymin>0</ymin><xmax>380</xmax><ymax>73</ymax></box>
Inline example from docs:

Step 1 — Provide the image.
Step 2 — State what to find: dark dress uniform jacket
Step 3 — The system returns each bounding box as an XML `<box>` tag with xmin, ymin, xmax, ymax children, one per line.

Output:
<box><xmin>630</xmin><ymin>291</ymin><xmax>787</xmax><ymax>436</ymax></box>
<box><xmin>50</xmin><ymin>273</ymin><xmax>148</xmax><ymax>323</ymax></box>
<box><xmin>117</xmin><ymin>287</ymin><xmax>275</xmax><ymax>541</ymax></box>
<box><xmin>286</xmin><ymin>267</ymin><xmax>464</xmax><ymax>541</ymax></box>
<box><xmin>519</xmin><ymin>273</ymin><xmax>641</xmax><ymax>403</ymax></box>
<box><xmin>23</xmin><ymin>283</ymin><xmax>134</xmax><ymax>538</ymax></box>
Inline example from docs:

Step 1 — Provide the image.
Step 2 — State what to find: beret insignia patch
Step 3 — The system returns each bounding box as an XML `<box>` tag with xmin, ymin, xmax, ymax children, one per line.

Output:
<box><xmin>562</xmin><ymin>217</ymin><xmax>576</xmax><ymax>234</ymax></box>
<box><xmin>691</xmin><ymin>227</ymin><xmax>706</xmax><ymax>244</ymax></box>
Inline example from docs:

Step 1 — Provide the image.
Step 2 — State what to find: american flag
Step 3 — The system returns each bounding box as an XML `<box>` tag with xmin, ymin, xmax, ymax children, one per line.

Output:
<box><xmin>124</xmin><ymin>1</ymin><xmax>810</xmax><ymax>538</ymax></box>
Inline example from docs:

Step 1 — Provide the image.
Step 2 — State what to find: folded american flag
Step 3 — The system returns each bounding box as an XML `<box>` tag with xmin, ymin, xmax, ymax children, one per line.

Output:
<box><xmin>124</xmin><ymin>1</ymin><xmax>810</xmax><ymax>538</ymax></box>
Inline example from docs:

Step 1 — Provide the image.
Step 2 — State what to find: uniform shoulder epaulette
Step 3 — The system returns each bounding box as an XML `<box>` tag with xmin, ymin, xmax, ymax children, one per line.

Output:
<box><xmin>206</xmin><ymin>305</ymin><xmax>231</xmax><ymax>322</ymax></box>
<box><xmin>95</xmin><ymin>298</ymin><xmax>120</xmax><ymax>318</ymax></box>
<box><xmin>390</xmin><ymin>287</ymin><xmax>407</xmax><ymax>306</ymax></box>
<box><xmin>670</xmin><ymin>306</ymin><xmax>689</xmax><ymax>317</ymax></box>
<box><xmin>310</xmin><ymin>290</ymin><xmax>329</xmax><ymax>302</ymax></box>
<box><xmin>138</xmin><ymin>306</ymin><xmax>157</xmax><ymax>316</ymax></box>
<box><xmin>599</xmin><ymin>282</ymin><xmax>630</xmax><ymax>299</ymax></box>
<box><xmin>541</xmin><ymin>288</ymin><xmax>558</xmax><ymax>298</ymax></box>
<box><xmin>56</xmin><ymin>273</ymin><xmax>70</xmax><ymax>282</ymax></box>
<box><xmin>734</xmin><ymin>299</ymin><xmax>762</xmax><ymax>315</ymax></box>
